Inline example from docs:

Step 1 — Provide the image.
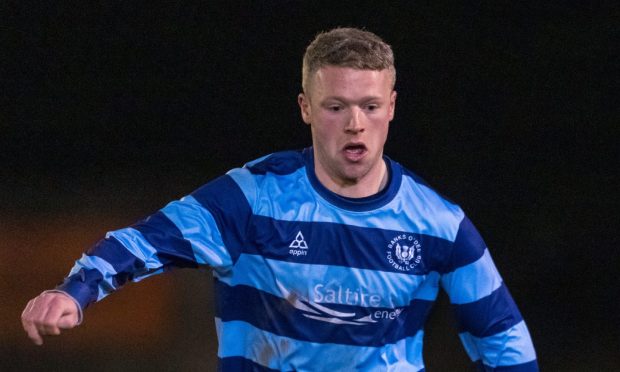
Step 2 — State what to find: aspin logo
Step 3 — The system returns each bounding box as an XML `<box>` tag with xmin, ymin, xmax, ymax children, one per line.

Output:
<box><xmin>289</xmin><ymin>231</ymin><xmax>308</xmax><ymax>256</ymax></box>
<box><xmin>386</xmin><ymin>234</ymin><xmax>422</xmax><ymax>272</ymax></box>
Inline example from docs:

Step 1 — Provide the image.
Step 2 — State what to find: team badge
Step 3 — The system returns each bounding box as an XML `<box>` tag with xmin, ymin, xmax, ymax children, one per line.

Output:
<box><xmin>386</xmin><ymin>234</ymin><xmax>422</xmax><ymax>272</ymax></box>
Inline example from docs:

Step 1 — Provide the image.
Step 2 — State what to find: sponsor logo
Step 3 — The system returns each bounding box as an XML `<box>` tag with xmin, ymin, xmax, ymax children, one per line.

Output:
<box><xmin>289</xmin><ymin>231</ymin><xmax>308</xmax><ymax>256</ymax></box>
<box><xmin>386</xmin><ymin>234</ymin><xmax>422</xmax><ymax>272</ymax></box>
<box><xmin>276</xmin><ymin>281</ymin><xmax>404</xmax><ymax>326</ymax></box>
<box><xmin>313</xmin><ymin>284</ymin><xmax>382</xmax><ymax>307</ymax></box>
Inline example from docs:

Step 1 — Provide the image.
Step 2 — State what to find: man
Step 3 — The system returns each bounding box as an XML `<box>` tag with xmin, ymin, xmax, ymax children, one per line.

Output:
<box><xmin>22</xmin><ymin>27</ymin><xmax>538</xmax><ymax>371</ymax></box>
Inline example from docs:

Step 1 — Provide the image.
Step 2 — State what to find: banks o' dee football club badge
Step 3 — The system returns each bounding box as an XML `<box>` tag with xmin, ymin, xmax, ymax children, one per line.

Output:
<box><xmin>386</xmin><ymin>234</ymin><xmax>422</xmax><ymax>272</ymax></box>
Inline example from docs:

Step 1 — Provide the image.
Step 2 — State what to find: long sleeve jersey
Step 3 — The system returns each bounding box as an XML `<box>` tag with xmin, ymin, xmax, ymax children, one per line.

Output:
<box><xmin>57</xmin><ymin>148</ymin><xmax>538</xmax><ymax>371</ymax></box>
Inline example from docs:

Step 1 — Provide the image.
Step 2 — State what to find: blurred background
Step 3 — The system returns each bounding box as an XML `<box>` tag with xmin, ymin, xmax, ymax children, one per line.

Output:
<box><xmin>2</xmin><ymin>1</ymin><xmax>618</xmax><ymax>371</ymax></box>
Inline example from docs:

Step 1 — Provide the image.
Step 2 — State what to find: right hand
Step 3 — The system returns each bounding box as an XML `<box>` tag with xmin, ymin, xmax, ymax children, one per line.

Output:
<box><xmin>21</xmin><ymin>291</ymin><xmax>80</xmax><ymax>345</ymax></box>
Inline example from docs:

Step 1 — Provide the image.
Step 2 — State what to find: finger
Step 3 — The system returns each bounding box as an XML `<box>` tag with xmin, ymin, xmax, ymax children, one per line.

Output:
<box><xmin>58</xmin><ymin>312</ymin><xmax>79</xmax><ymax>329</ymax></box>
<box><xmin>56</xmin><ymin>294</ymin><xmax>79</xmax><ymax>329</ymax></box>
<box><xmin>41</xmin><ymin>302</ymin><xmax>64</xmax><ymax>336</ymax></box>
<box><xmin>21</xmin><ymin>298</ymin><xmax>36</xmax><ymax>319</ymax></box>
<box><xmin>26</xmin><ymin>326</ymin><xmax>44</xmax><ymax>345</ymax></box>
<box><xmin>21</xmin><ymin>292</ymin><xmax>79</xmax><ymax>345</ymax></box>
<box><xmin>29</xmin><ymin>294</ymin><xmax>60</xmax><ymax>340</ymax></box>
<box><xmin>21</xmin><ymin>299</ymin><xmax>44</xmax><ymax>345</ymax></box>
<box><xmin>21</xmin><ymin>298</ymin><xmax>35</xmax><ymax>329</ymax></box>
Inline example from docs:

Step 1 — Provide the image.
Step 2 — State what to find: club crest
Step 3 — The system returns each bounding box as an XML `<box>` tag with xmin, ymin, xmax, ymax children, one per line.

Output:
<box><xmin>386</xmin><ymin>234</ymin><xmax>422</xmax><ymax>272</ymax></box>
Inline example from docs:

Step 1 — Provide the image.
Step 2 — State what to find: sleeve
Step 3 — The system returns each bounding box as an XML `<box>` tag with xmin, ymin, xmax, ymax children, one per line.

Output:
<box><xmin>55</xmin><ymin>174</ymin><xmax>252</xmax><ymax>313</ymax></box>
<box><xmin>439</xmin><ymin>216</ymin><xmax>539</xmax><ymax>371</ymax></box>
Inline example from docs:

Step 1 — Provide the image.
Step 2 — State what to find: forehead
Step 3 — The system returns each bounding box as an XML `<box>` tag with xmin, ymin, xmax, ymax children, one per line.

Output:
<box><xmin>309</xmin><ymin>66</ymin><xmax>393</xmax><ymax>98</ymax></box>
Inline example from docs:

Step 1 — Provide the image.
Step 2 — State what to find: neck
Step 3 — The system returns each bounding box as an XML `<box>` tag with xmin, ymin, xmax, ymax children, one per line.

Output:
<box><xmin>314</xmin><ymin>159</ymin><xmax>389</xmax><ymax>199</ymax></box>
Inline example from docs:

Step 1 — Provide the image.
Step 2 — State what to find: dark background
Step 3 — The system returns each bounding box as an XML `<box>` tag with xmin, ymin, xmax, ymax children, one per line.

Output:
<box><xmin>2</xmin><ymin>1</ymin><xmax>618</xmax><ymax>371</ymax></box>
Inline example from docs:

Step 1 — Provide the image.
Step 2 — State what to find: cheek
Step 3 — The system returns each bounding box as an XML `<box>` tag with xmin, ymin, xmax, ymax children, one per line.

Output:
<box><xmin>315</xmin><ymin>128</ymin><xmax>337</xmax><ymax>146</ymax></box>
<box><xmin>311</xmin><ymin>121</ymin><xmax>330</xmax><ymax>140</ymax></box>
<box><xmin>313</xmin><ymin>116</ymin><xmax>340</xmax><ymax>136</ymax></box>
<box><xmin>369</xmin><ymin>115</ymin><xmax>390</xmax><ymax>131</ymax></box>
<box><xmin>312</xmin><ymin>126</ymin><xmax>341</xmax><ymax>152</ymax></box>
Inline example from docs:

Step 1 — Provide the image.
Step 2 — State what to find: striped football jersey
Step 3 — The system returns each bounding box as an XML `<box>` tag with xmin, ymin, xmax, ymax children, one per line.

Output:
<box><xmin>57</xmin><ymin>148</ymin><xmax>538</xmax><ymax>371</ymax></box>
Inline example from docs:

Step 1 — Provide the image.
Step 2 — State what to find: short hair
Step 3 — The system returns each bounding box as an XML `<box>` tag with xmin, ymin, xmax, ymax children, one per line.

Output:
<box><xmin>302</xmin><ymin>27</ymin><xmax>396</xmax><ymax>93</ymax></box>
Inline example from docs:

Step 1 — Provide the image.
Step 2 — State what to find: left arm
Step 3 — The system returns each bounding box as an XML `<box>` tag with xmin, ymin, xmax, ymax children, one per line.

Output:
<box><xmin>440</xmin><ymin>217</ymin><xmax>539</xmax><ymax>371</ymax></box>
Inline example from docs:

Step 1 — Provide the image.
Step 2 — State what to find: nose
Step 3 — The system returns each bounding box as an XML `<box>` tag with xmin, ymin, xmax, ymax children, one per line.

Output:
<box><xmin>345</xmin><ymin>108</ymin><xmax>364</xmax><ymax>133</ymax></box>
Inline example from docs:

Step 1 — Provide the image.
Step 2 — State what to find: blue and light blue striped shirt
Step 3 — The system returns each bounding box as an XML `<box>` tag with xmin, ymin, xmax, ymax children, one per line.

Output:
<box><xmin>58</xmin><ymin>148</ymin><xmax>538</xmax><ymax>371</ymax></box>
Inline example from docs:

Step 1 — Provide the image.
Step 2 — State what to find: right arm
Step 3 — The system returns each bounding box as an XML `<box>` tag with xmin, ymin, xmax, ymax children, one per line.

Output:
<box><xmin>21</xmin><ymin>174</ymin><xmax>250</xmax><ymax>344</ymax></box>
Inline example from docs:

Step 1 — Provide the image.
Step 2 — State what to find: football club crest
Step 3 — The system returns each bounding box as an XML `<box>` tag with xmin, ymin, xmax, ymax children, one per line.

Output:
<box><xmin>386</xmin><ymin>234</ymin><xmax>422</xmax><ymax>272</ymax></box>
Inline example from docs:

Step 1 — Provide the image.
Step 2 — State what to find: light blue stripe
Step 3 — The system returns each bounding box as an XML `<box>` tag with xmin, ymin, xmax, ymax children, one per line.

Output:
<box><xmin>215</xmin><ymin>254</ymin><xmax>440</xmax><ymax>308</ymax></box>
<box><xmin>459</xmin><ymin>320</ymin><xmax>537</xmax><ymax>367</ymax></box>
<box><xmin>228</xmin><ymin>166</ymin><xmax>309</xmax><ymax>220</ymax></box>
<box><xmin>226</xmin><ymin>167</ymin><xmax>259</xmax><ymax>210</ymax></box>
<box><xmin>440</xmin><ymin>249</ymin><xmax>503</xmax><ymax>304</ymax></box>
<box><xmin>69</xmin><ymin>254</ymin><xmax>117</xmax><ymax>301</ymax></box>
<box><xmin>216</xmin><ymin>318</ymin><xmax>425</xmax><ymax>371</ymax></box>
<box><xmin>70</xmin><ymin>254</ymin><xmax>117</xmax><ymax>277</ymax></box>
<box><xmin>227</xmin><ymin>168</ymin><xmax>464</xmax><ymax>241</ymax></box>
<box><xmin>161</xmin><ymin>195</ymin><xmax>232</xmax><ymax>267</ymax></box>
<box><xmin>397</xmin><ymin>175</ymin><xmax>464</xmax><ymax>241</ymax></box>
<box><xmin>106</xmin><ymin>228</ymin><xmax>163</xmax><ymax>271</ymax></box>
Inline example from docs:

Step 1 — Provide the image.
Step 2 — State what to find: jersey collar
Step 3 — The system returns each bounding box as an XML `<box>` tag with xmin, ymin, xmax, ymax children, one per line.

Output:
<box><xmin>303</xmin><ymin>147</ymin><xmax>402</xmax><ymax>212</ymax></box>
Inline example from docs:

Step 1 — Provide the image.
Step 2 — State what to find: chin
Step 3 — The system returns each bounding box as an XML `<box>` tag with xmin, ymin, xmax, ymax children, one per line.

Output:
<box><xmin>340</xmin><ymin>167</ymin><xmax>371</xmax><ymax>183</ymax></box>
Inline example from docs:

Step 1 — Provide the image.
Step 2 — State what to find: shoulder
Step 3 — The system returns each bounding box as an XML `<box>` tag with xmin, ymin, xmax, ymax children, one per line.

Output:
<box><xmin>398</xmin><ymin>164</ymin><xmax>457</xmax><ymax>208</ymax></box>
<box><xmin>187</xmin><ymin>151</ymin><xmax>307</xmax><ymax>218</ymax></box>
<box><xmin>220</xmin><ymin>149</ymin><xmax>308</xmax><ymax>208</ymax></box>
<box><xmin>394</xmin><ymin>161</ymin><xmax>465</xmax><ymax>238</ymax></box>
<box><xmin>391</xmin><ymin>162</ymin><xmax>489</xmax><ymax>272</ymax></box>
<box><xmin>241</xmin><ymin>150</ymin><xmax>306</xmax><ymax>176</ymax></box>
<box><xmin>226</xmin><ymin>149</ymin><xmax>306</xmax><ymax>187</ymax></box>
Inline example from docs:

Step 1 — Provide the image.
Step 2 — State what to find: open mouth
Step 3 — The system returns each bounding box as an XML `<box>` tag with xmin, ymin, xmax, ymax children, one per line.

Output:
<box><xmin>343</xmin><ymin>143</ymin><xmax>368</xmax><ymax>160</ymax></box>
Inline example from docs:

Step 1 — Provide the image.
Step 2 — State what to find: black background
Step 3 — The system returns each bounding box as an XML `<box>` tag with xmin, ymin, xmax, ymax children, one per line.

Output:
<box><xmin>2</xmin><ymin>1</ymin><xmax>618</xmax><ymax>370</ymax></box>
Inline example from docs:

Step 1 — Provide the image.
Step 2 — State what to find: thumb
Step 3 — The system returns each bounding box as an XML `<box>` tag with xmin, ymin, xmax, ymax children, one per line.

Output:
<box><xmin>57</xmin><ymin>312</ymin><xmax>79</xmax><ymax>329</ymax></box>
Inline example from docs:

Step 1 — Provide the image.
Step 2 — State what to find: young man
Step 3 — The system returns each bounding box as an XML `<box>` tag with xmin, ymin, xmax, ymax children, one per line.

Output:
<box><xmin>22</xmin><ymin>28</ymin><xmax>538</xmax><ymax>371</ymax></box>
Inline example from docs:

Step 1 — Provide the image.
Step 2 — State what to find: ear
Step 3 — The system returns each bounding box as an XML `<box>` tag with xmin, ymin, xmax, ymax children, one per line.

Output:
<box><xmin>388</xmin><ymin>90</ymin><xmax>397</xmax><ymax>121</ymax></box>
<box><xmin>298</xmin><ymin>93</ymin><xmax>312</xmax><ymax>125</ymax></box>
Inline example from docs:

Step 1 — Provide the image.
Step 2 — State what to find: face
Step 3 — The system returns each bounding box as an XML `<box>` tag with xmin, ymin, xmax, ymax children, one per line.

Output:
<box><xmin>298</xmin><ymin>66</ymin><xmax>397</xmax><ymax>193</ymax></box>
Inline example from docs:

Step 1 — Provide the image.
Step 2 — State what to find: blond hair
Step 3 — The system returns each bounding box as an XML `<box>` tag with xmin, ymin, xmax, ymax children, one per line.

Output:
<box><xmin>302</xmin><ymin>27</ymin><xmax>396</xmax><ymax>93</ymax></box>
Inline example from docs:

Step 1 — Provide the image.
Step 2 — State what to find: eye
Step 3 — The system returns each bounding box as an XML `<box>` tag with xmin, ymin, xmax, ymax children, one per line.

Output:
<box><xmin>366</xmin><ymin>104</ymin><xmax>379</xmax><ymax>111</ymax></box>
<box><xmin>329</xmin><ymin>105</ymin><xmax>343</xmax><ymax>112</ymax></box>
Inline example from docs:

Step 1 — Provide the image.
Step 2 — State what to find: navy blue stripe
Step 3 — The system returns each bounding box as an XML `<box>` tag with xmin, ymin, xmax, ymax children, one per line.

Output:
<box><xmin>246</xmin><ymin>150</ymin><xmax>305</xmax><ymax>175</ymax></box>
<box><xmin>191</xmin><ymin>175</ymin><xmax>252</xmax><ymax>264</ymax></box>
<box><xmin>448</xmin><ymin>217</ymin><xmax>487</xmax><ymax>272</ymax></box>
<box><xmin>218</xmin><ymin>357</ymin><xmax>283</xmax><ymax>372</ymax></box>
<box><xmin>131</xmin><ymin>211</ymin><xmax>198</xmax><ymax>270</ymax></box>
<box><xmin>214</xmin><ymin>280</ymin><xmax>434</xmax><ymax>346</ymax></box>
<box><xmin>86</xmin><ymin>236</ymin><xmax>146</xmax><ymax>287</ymax></box>
<box><xmin>247</xmin><ymin>215</ymin><xmax>454</xmax><ymax>275</ymax></box>
<box><xmin>476</xmin><ymin>359</ymin><xmax>539</xmax><ymax>371</ymax></box>
<box><xmin>55</xmin><ymin>268</ymin><xmax>103</xmax><ymax>309</ymax></box>
<box><xmin>454</xmin><ymin>284</ymin><xmax>523</xmax><ymax>337</ymax></box>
